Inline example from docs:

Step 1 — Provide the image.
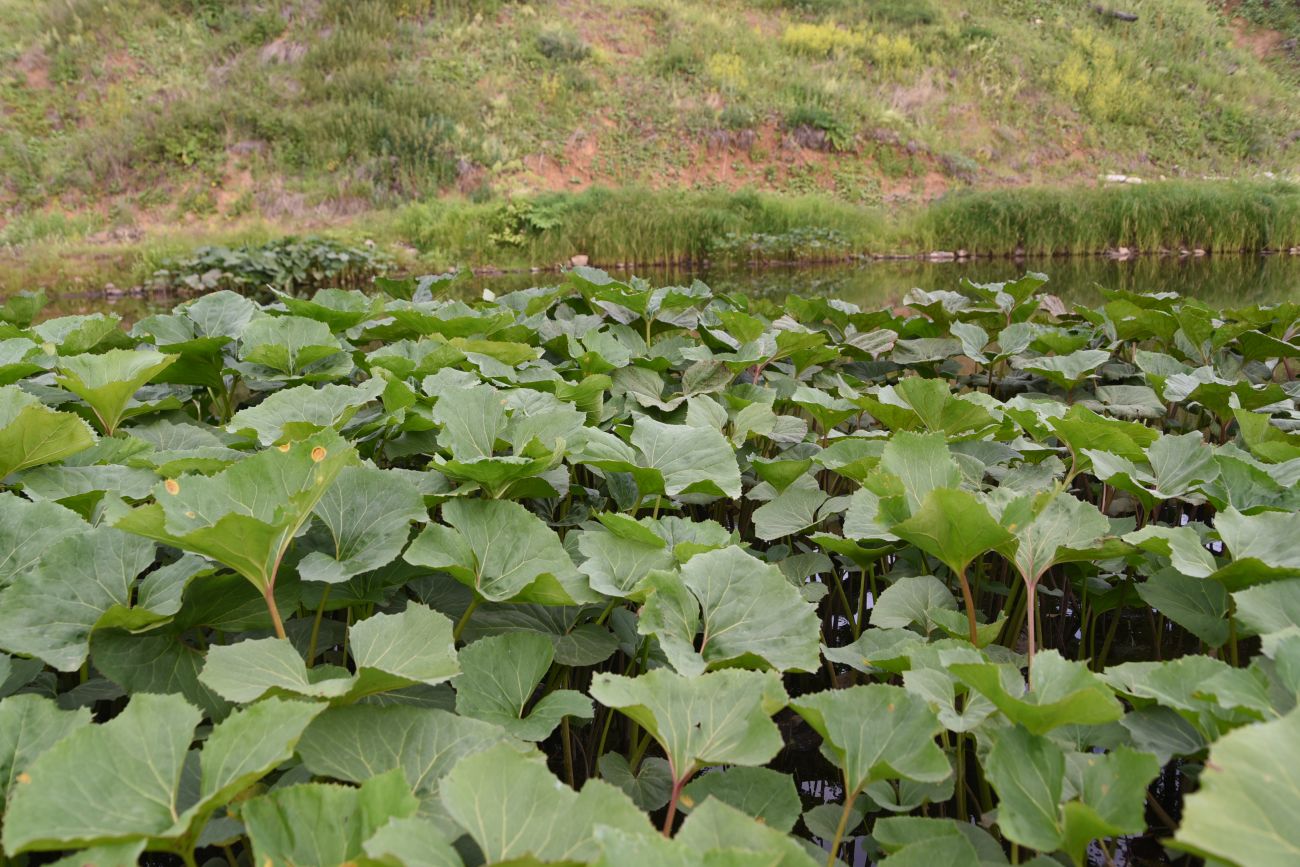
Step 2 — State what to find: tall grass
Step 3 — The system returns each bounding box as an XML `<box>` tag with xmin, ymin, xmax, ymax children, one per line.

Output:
<box><xmin>907</xmin><ymin>181</ymin><xmax>1300</xmax><ymax>255</ymax></box>
<box><xmin>390</xmin><ymin>187</ymin><xmax>888</xmax><ymax>268</ymax></box>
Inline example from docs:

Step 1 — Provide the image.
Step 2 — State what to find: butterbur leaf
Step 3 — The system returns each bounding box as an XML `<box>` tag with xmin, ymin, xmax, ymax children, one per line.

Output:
<box><xmin>1174</xmin><ymin>706</ymin><xmax>1300</xmax><ymax>867</ymax></box>
<box><xmin>228</xmin><ymin>379</ymin><xmax>385</xmax><ymax>445</ymax></box>
<box><xmin>791</xmin><ymin>685</ymin><xmax>948</xmax><ymax>797</ymax></box>
<box><xmin>877</xmin><ymin>430</ymin><xmax>960</xmax><ymax>514</ymax></box>
<box><xmin>985</xmin><ymin>726</ymin><xmax>1064</xmax><ymax>853</ymax></box>
<box><xmin>576</xmin><ymin>519</ymin><xmax>675</xmax><ymax>599</ymax></box>
<box><xmin>430</xmin><ymin>381</ymin><xmax>506</xmax><ymax>460</ymax></box>
<box><xmin>0</xmin><ymin>695</ymin><xmax>91</xmax><ymax>805</ymax></box>
<box><xmin>675</xmin><ymin>798</ymin><xmax>820</xmax><ymax>866</ymax></box>
<box><xmin>238</xmin><ymin>315</ymin><xmax>345</xmax><ymax>376</ymax></box>
<box><xmin>639</xmin><ymin>546</ymin><xmax>821</xmax><ymax>675</ymax></box>
<box><xmin>243</xmin><ymin>770</ymin><xmax>419</xmax><ymax>867</ymax></box>
<box><xmin>0</xmin><ymin>385</ymin><xmax>96</xmax><ymax>479</ymax></box>
<box><xmin>405</xmin><ymin>498</ymin><xmax>595</xmax><ymax>604</ymax></box>
<box><xmin>440</xmin><ymin>744</ymin><xmax>655</xmax><ymax>863</ymax></box>
<box><xmin>599</xmin><ymin>753</ymin><xmax>674</xmax><ymax>811</ymax></box>
<box><xmin>362</xmin><ymin>816</ymin><xmax>462</xmax><ymax>867</ymax></box>
<box><xmin>454</xmin><ymin>631</ymin><xmax>592</xmax><ymax>740</ymax></box>
<box><xmin>1059</xmin><ymin>747</ymin><xmax>1160</xmax><ymax>867</ymax></box>
<box><xmin>0</xmin><ymin>494</ymin><xmax>87</xmax><ymax>590</ymax></box>
<box><xmin>1013</xmin><ymin>349</ymin><xmax>1110</xmax><ymax>390</ymax></box>
<box><xmin>870</xmin><ymin>574</ymin><xmax>957</xmax><ymax>635</ymax></box>
<box><xmin>44</xmin><ymin>842</ymin><xmax>146</xmax><ymax>867</ymax></box>
<box><xmin>1002</xmin><ymin>491</ymin><xmax>1110</xmax><ymax>586</ymax></box>
<box><xmin>2</xmin><ymin>693</ymin><xmax>200</xmax><ymax>853</ymax></box>
<box><xmin>951</xmin><ymin>650</ymin><xmax>1122</xmax><ymax>734</ymax></box>
<box><xmin>55</xmin><ymin>349</ymin><xmax>178</xmax><ymax>434</ymax></box>
<box><xmin>298</xmin><ymin>465</ymin><xmax>428</xmax><ymax>584</ymax></box>
<box><xmin>0</xmin><ymin>526</ymin><xmax>156</xmax><ymax>671</ymax></box>
<box><xmin>679</xmin><ymin>766</ymin><xmax>801</xmax><ymax>833</ymax></box>
<box><xmin>874</xmin><ymin>816</ymin><xmax>1009</xmax><ymax>863</ymax></box>
<box><xmin>200</xmin><ymin>604</ymin><xmax>459</xmax><ymax>703</ymax></box>
<box><xmin>1136</xmin><ymin>568</ymin><xmax>1229</xmax><ymax>647</ymax></box>
<box><xmin>890</xmin><ymin>487</ymin><xmax>1013</xmax><ymax>576</ymax></box>
<box><xmin>630</xmin><ymin>417</ymin><xmax>741</xmax><ymax>498</ymax></box>
<box><xmin>299</xmin><ymin>704</ymin><xmax>519</xmax><ymax>804</ymax></box>
<box><xmin>751</xmin><ymin>475</ymin><xmax>841</xmax><ymax>541</ymax></box>
<box><xmin>114</xmin><ymin>430</ymin><xmax>357</xmax><ymax>594</ymax></box>
<box><xmin>590</xmin><ymin>668</ymin><xmax>788</xmax><ymax>781</ymax></box>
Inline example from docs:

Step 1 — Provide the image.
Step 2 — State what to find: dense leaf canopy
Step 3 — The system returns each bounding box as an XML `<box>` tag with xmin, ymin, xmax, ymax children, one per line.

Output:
<box><xmin>0</xmin><ymin>275</ymin><xmax>1297</xmax><ymax>866</ymax></box>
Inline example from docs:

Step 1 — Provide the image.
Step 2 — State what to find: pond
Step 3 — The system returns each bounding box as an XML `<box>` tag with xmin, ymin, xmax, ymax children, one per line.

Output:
<box><xmin>31</xmin><ymin>252</ymin><xmax>1300</xmax><ymax>320</ymax></box>
<box><xmin>465</xmin><ymin>252</ymin><xmax>1300</xmax><ymax>308</ymax></box>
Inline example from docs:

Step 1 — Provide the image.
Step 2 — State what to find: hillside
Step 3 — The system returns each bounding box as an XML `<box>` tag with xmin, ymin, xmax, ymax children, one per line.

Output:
<box><xmin>1</xmin><ymin>0</ymin><xmax>1299</xmax><ymax>281</ymax></box>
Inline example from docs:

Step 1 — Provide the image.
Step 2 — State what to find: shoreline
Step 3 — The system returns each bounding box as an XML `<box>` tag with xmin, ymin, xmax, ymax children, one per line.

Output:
<box><xmin>34</xmin><ymin>246</ymin><xmax>1300</xmax><ymax>309</ymax></box>
<box><xmin>4</xmin><ymin>179</ymin><xmax>1300</xmax><ymax>295</ymax></box>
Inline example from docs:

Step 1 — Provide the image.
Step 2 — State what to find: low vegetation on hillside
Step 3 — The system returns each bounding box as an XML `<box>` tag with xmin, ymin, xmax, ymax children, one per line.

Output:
<box><xmin>1</xmin><ymin>0</ymin><xmax>1298</xmax><ymax>241</ymax></box>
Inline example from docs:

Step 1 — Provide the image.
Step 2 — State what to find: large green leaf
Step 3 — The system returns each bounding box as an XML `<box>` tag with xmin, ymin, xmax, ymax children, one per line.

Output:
<box><xmin>238</xmin><ymin>315</ymin><xmax>346</xmax><ymax>376</ymax></box>
<box><xmin>870</xmin><ymin>573</ymin><xmax>957</xmax><ymax>635</ymax></box>
<box><xmin>243</xmin><ymin>770</ymin><xmax>418</xmax><ymax>867</ymax></box>
<box><xmin>0</xmin><ymin>385</ymin><xmax>96</xmax><ymax>479</ymax></box>
<box><xmin>439</xmin><ymin>744</ymin><xmax>655</xmax><ymax>863</ymax></box>
<box><xmin>675</xmin><ymin>798</ymin><xmax>820</xmax><ymax>866</ymax></box>
<box><xmin>0</xmin><ymin>526</ymin><xmax>156</xmax><ymax>671</ymax></box>
<box><xmin>791</xmin><ymin>684</ymin><xmax>948</xmax><ymax>796</ymax></box>
<box><xmin>3</xmin><ymin>693</ymin><xmax>323</xmax><ymax>856</ymax></box>
<box><xmin>891</xmin><ymin>487</ymin><xmax>1012</xmax><ymax>576</ymax></box>
<box><xmin>876</xmin><ymin>430</ymin><xmax>960</xmax><ymax>514</ymax></box>
<box><xmin>55</xmin><ymin>349</ymin><xmax>177</xmax><ymax>434</ymax></box>
<box><xmin>454</xmin><ymin>631</ymin><xmax>592</xmax><ymax>740</ymax></box>
<box><xmin>200</xmin><ymin>603</ymin><xmax>459</xmax><ymax>703</ymax></box>
<box><xmin>639</xmin><ymin>546</ymin><xmax>821</xmax><ymax>675</ymax></box>
<box><xmin>115</xmin><ymin>430</ymin><xmax>357</xmax><ymax>593</ymax></box>
<box><xmin>590</xmin><ymin>668</ymin><xmax>788</xmax><ymax>780</ymax></box>
<box><xmin>228</xmin><ymin>379</ymin><xmax>385</xmax><ymax>445</ymax></box>
<box><xmin>984</xmin><ymin>725</ymin><xmax>1064</xmax><ymax>853</ymax></box>
<box><xmin>679</xmin><ymin>766</ymin><xmax>801</xmax><ymax>833</ymax></box>
<box><xmin>298</xmin><ymin>465</ymin><xmax>427</xmax><ymax>584</ymax></box>
<box><xmin>1001</xmin><ymin>491</ymin><xmax>1110</xmax><ymax>585</ymax></box>
<box><xmin>0</xmin><ymin>493</ymin><xmax>87</xmax><ymax>590</ymax></box>
<box><xmin>298</xmin><ymin>705</ymin><xmax>519</xmax><ymax>810</ymax></box>
<box><xmin>630</xmin><ymin>416</ymin><xmax>741</xmax><ymax>498</ymax></box>
<box><xmin>405</xmin><ymin>498</ymin><xmax>594</xmax><ymax>604</ymax></box>
<box><xmin>430</xmin><ymin>381</ymin><xmax>507</xmax><ymax>460</ymax></box>
<box><xmin>950</xmin><ymin>650</ymin><xmax>1123</xmax><ymax>734</ymax></box>
<box><xmin>0</xmin><ymin>695</ymin><xmax>91</xmax><ymax>809</ymax></box>
<box><xmin>1174</xmin><ymin>707</ymin><xmax>1300</xmax><ymax>867</ymax></box>
<box><xmin>1136</xmin><ymin>568</ymin><xmax>1230</xmax><ymax>647</ymax></box>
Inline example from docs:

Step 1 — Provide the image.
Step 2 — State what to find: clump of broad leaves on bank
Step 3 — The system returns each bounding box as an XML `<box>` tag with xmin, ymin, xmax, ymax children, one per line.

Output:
<box><xmin>0</xmin><ymin>270</ymin><xmax>1297</xmax><ymax>867</ymax></box>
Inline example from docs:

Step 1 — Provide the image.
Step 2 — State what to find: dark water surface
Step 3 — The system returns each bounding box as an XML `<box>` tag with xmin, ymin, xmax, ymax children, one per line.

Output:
<box><xmin>38</xmin><ymin>252</ymin><xmax>1300</xmax><ymax>320</ymax></box>
<box><xmin>464</xmin><ymin>252</ymin><xmax>1300</xmax><ymax>308</ymax></box>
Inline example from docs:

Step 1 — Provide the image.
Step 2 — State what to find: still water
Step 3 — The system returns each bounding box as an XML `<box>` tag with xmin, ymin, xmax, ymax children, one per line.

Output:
<box><xmin>37</xmin><ymin>253</ymin><xmax>1300</xmax><ymax>320</ymax></box>
<box><xmin>466</xmin><ymin>253</ymin><xmax>1300</xmax><ymax>308</ymax></box>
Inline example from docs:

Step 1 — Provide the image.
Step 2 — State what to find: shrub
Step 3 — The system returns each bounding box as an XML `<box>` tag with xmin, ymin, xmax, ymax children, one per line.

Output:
<box><xmin>536</xmin><ymin>28</ymin><xmax>591</xmax><ymax>63</ymax></box>
<box><xmin>150</xmin><ymin>236</ymin><xmax>392</xmax><ymax>297</ymax></box>
<box><xmin>780</xmin><ymin>22</ymin><xmax>867</xmax><ymax>57</ymax></box>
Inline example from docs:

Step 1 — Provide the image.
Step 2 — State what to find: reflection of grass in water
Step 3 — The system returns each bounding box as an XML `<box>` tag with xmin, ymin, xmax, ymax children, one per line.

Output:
<box><xmin>39</xmin><ymin>253</ymin><xmax>1300</xmax><ymax>324</ymax></box>
<box><xmin>470</xmin><ymin>254</ymin><xmax>1300</xmax><ymax>309</ymax></box>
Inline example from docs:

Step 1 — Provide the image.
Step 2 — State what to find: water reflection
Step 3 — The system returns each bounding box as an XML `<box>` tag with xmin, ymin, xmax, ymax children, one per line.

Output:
<box><xmin>470</xmin><ymin>253</ymin><xmax>1300</xmax><ymax>308</ymax></box>
<box><xmin>35</xmin><ymin>253</ymin><xmax>1300</xmax><ymax>321</ymax></box>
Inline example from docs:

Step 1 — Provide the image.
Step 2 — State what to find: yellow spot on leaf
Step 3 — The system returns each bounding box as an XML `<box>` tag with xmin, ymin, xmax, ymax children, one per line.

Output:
<box><xmin>164</xmin><ymin>479</ymin><xmax>180</xmax><ymax>495</ymax></box>
<box><xmin>680</xmin><ymin>794</ymin><xmax>695</xmax><ymax>808</ymax></box>
<box><xmin>277</xmin><ymin>443</ymin><xmax>291</xmax><ymax>452</ymax></box>
<box><xmin>16</xmin><ymin>772</ymin><xmax>30</xmax><ymax>784</ymax></box>
<box><xmin>311</xmin><ymin>446</ymin><xmax>327</xmax><ymax>462</ymax></box>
